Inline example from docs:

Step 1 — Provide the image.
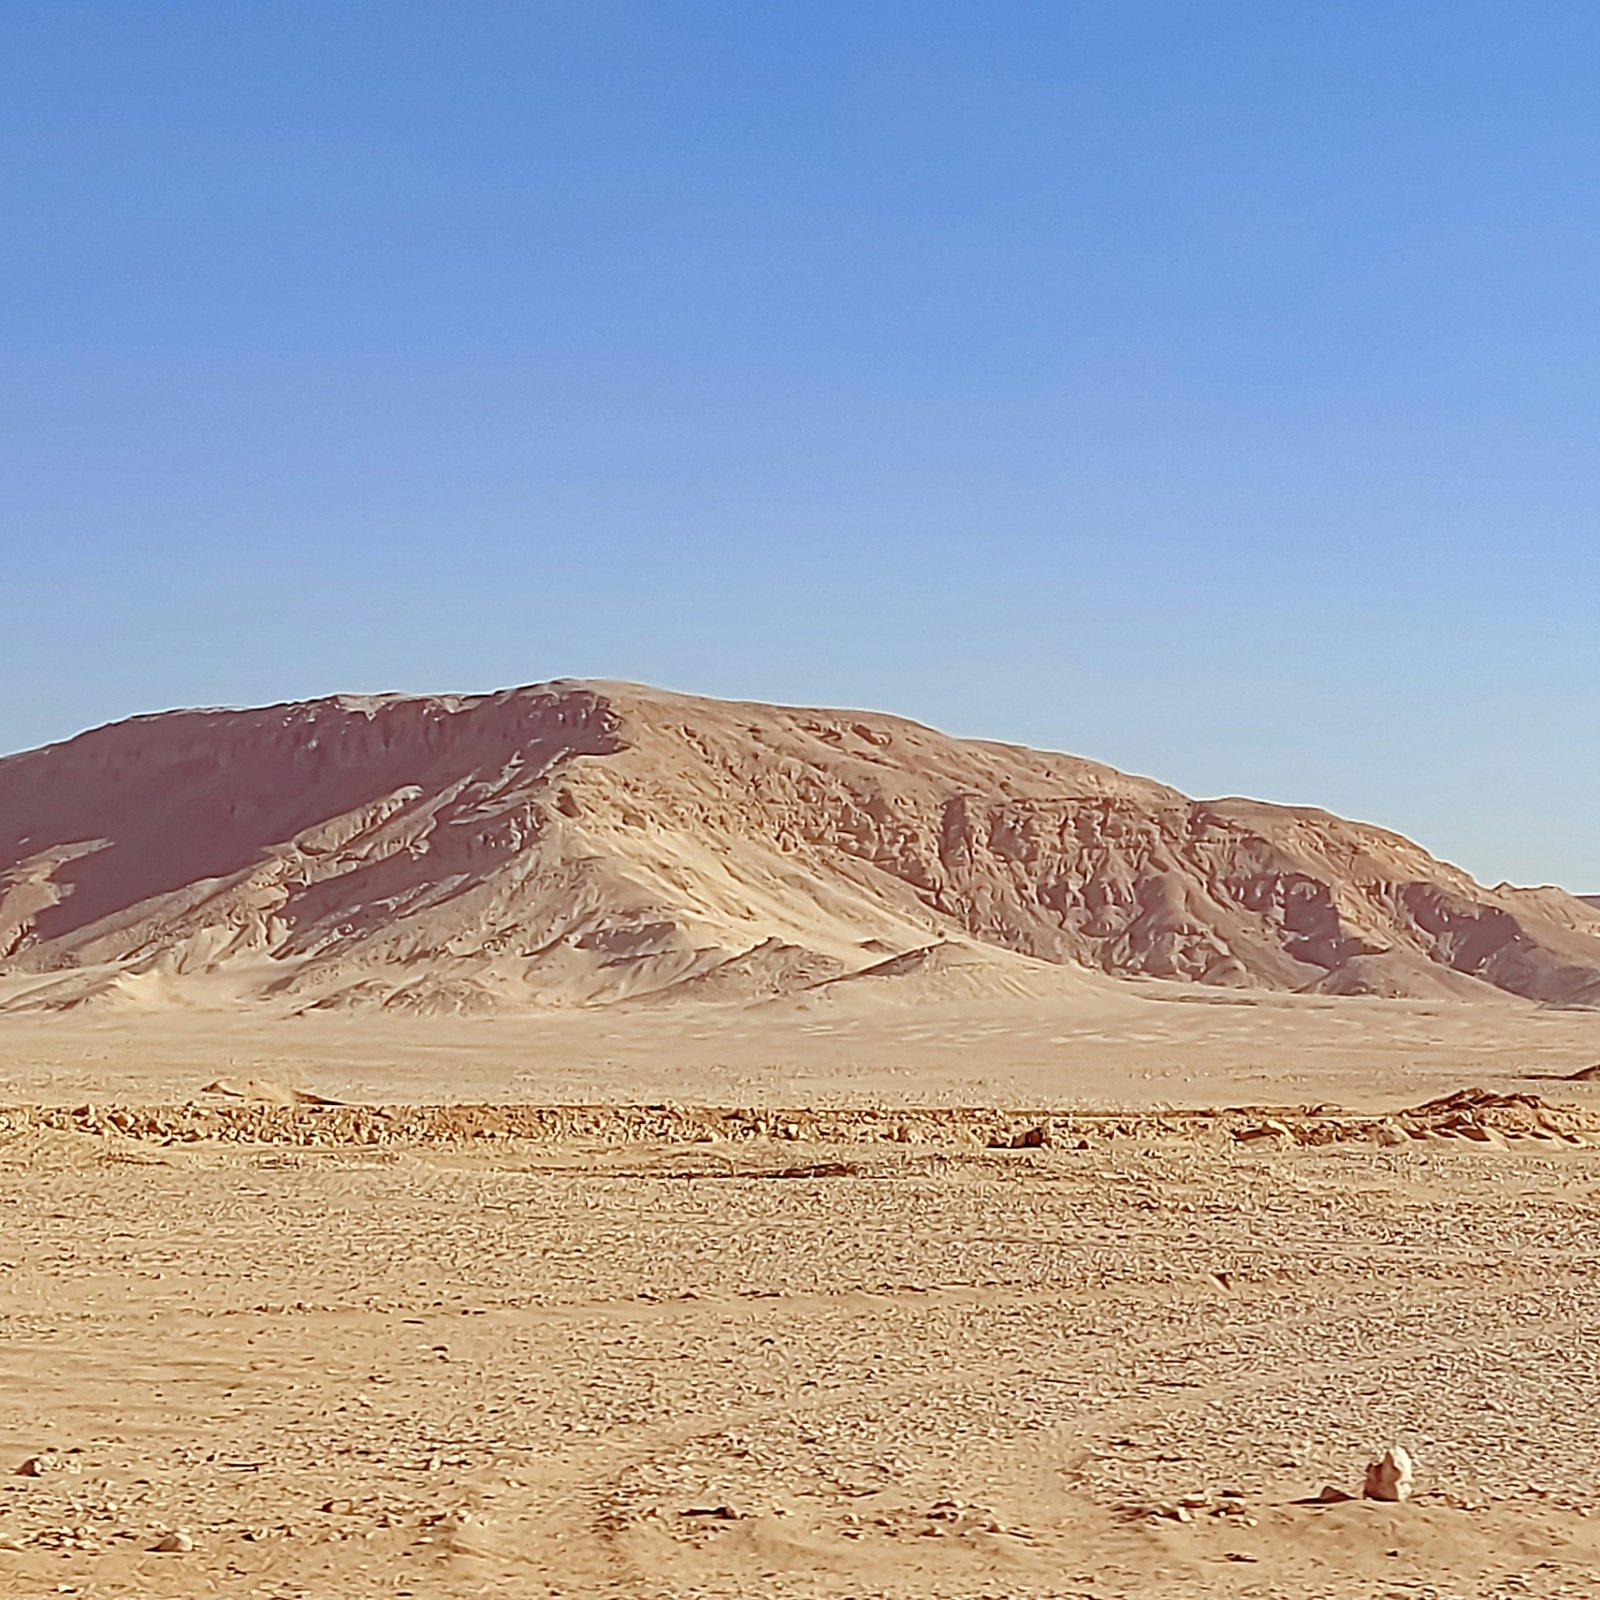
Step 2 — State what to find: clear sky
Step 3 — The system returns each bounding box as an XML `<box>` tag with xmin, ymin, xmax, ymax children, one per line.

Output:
<box><xmin>3</xmin><ymin>1</ymin><xmax>1597</xmax><ymax>890</ymax></box>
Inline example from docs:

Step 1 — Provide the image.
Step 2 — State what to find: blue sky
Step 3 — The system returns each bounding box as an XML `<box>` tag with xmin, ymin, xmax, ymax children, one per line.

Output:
<box><xmin>3</xmin><ymin>1</ymin><xmax>1597</xmax><ymax>888</ymax></box>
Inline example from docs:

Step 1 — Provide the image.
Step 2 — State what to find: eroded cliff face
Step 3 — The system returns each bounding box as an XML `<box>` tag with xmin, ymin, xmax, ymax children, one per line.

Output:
<box><xmin>1</xmin><ymin>680</ymin><xmax>1596</xmax><ymax>1012</ymax></box>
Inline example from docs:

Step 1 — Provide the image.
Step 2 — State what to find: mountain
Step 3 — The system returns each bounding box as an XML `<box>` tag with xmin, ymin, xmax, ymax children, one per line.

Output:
<box><xmin>2</xmin><ymin>680</ymin><xmax>1598</xmax><ymax>1013</ymax></box>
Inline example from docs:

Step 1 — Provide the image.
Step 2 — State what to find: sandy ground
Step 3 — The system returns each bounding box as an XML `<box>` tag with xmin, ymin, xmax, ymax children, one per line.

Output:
<box><xmin>5</xmin><ymin>999</ymin><xmax>1600</xmax><ymax>1598</ymax></box>
<box><xmin>3</xmin><ymin>988</ymin><xmax>1600</xmax><ymax>1110</ymax></box>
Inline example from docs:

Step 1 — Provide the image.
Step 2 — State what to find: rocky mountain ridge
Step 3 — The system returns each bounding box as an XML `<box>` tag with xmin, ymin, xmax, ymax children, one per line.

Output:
<box><xmin>2</xmin><ymin>680</ymin><xmax>1597</xmax><ymax>1012</ymax></box>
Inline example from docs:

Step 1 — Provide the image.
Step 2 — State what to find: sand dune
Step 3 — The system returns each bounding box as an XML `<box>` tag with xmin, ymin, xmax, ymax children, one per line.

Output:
<box><xmin>804</xmin><ymin>938</ymin><xmax>1111</xmax><ymax>1003</ymax></box>
<box><xmin>3</xmin><ymin>679</ymin><xmax>1598</xmax><ymax>1013</ymax></box>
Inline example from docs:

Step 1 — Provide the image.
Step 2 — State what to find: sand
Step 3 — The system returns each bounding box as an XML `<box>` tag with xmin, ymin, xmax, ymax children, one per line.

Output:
<box><xmin>3</xmin><ymin>1002</ymin><xmax>1600</xmax><ymax>1597</ymax></box>
<box><xmin>4</xmin><ymin>985</ymin><xmax>1600</xmax><ymax>1110</ymax></box>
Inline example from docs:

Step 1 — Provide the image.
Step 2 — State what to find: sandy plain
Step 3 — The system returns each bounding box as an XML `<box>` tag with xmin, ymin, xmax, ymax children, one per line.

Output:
<box><xmin>5</xmin><ymin>993</ymin><xmax>1600</xmax><ymax>1599</ymax></box>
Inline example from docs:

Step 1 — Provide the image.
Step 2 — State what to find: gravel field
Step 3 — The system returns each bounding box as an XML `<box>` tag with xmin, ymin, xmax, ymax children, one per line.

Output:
<box><xmin>4</xmin><ymin>1101</ymin><xmax>1600</xmax><ymax>1598</ymax></box>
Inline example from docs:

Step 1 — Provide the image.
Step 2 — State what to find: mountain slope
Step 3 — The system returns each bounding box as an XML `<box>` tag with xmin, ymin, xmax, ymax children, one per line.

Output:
<box><xmin>2</xmin><ymin>680</ymin><xmax>1598</xmax><ymax>1012</ymax></box>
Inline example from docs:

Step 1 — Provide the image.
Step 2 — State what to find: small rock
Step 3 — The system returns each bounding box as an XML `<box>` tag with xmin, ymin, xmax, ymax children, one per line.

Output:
<box><xmin>1318</xmin><ymin>1484</ymin><xmax>1355</xmax><ymax>1503</ymax></box>
<box><xmin>1237</xmin><ymin>1119</ymin><xmax>1293</xmax><ymax>1143</ymax></box>
<box><xmin>1363</xmin><ymin>1445</ymin><xmax>1415</xmax><ymax>1503</ymax></box>
<box><xmin>153</xmin><ymin>1531</ymin><xmax>193</xmax><ymax>1553</ymax></box>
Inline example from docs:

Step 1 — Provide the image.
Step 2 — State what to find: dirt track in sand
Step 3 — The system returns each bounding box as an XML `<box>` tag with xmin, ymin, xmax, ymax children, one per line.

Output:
<box><xmin>6</xmin><ymin>1094</ymin><xmax>1600</xmax><ymax>1598</ymax></box>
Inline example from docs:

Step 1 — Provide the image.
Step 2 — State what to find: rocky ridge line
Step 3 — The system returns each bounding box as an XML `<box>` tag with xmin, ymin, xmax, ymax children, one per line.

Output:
<box><xmin>4</xmin><ymin>1088</ymin><xmax>1594</xmax><ymax>1152</ymax></box>
<box><xmin>3</xmin><ymin>680</ymin><xmax>1599</xmax><ymax>1010</ymax></box>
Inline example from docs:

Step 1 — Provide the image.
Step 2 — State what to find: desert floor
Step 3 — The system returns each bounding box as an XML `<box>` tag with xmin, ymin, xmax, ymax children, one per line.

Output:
<box><xmin>5</xmin><ymin>985</ymin><xmax>1600</xmax><ymax>1109</ymax></box>
<box><xmin>5</xmin><ymin>996</ymin><xmax>1600</xmax><ymax>1598</ymax></box>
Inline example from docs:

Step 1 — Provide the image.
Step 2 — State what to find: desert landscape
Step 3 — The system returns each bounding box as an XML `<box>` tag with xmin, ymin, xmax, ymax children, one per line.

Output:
<box><xmin>4</xmin><ymin>683</ymin><xmax>1600</xmax><ymax>1598</ymax></box>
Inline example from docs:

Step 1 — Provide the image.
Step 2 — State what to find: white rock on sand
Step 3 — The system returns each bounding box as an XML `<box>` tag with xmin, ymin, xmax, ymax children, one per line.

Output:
<box><xmin>1363</xmin><ymin>1445</ymin><xmax>1416</xmax><ymax>1503</ymax></box>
